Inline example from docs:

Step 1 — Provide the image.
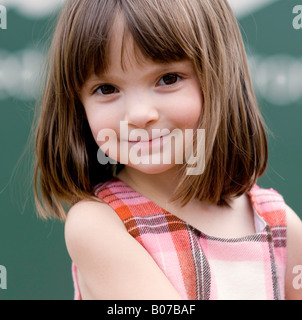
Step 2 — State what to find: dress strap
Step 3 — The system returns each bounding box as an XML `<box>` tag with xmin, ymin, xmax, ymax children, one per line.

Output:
<box><xmin>248</xmin><ymin>185</ymin><xmax>287</xmax><ymax>228</ymax></box>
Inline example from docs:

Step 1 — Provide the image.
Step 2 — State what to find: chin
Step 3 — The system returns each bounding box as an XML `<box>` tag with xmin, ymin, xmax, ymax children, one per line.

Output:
<box><xmin>126</xmin><ymin>162</ymin><xmax>177</xmax><ymax>175</ymax></box>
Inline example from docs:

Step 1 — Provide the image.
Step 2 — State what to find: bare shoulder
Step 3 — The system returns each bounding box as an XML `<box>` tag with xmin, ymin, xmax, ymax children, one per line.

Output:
<box><xmin>285</xmin><ymin>204</ymin><xmax>302</xmax><ymax>300</ymax></box>
<box><xmin>65</xmin><ymin>199</ymin><xmax>128</xmax><ymax>273</ymax></box>
<box><xmin>64</xmin><ymin>199</ymin><xmax>182</xmax><ymax>300</ymax></box>
<box><xmin>65</xmin><ymin>199</ymin><xmax>125</xmax><ymax>242</ymax></box>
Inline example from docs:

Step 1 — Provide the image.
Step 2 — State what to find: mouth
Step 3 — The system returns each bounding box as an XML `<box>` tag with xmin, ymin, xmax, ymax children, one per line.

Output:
<box><xmin>128</xmin><ymin>136</ymin><xmax>162</xmax><ymax>145</ymax></box>
<box><xmin>126</xmin><ymin>133</ymin><xmax>172</xmax><ymax>149</ymax></box>
<box><xmin>127</xmin><ymin>133</ymin><xmax>171</xmax><ymax>143</ymax></box>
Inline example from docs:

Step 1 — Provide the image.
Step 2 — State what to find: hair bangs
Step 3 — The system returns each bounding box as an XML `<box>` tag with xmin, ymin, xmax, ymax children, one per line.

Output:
<box><xmin>120</xmin><ymin>1</ymin><xmax>191</xmax><ymax>63</ymax></box>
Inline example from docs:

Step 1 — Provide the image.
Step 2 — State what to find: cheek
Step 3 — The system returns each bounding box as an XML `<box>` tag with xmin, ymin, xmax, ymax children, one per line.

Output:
<box><xmin>85</xmin><ymin>108</ymin><xmax>118</xmax><ymax>145</ymax></box>
<box><xmin>170</xmin><ymin>89</ymin><xmax>202</xmax><ymax>129</ymax></box>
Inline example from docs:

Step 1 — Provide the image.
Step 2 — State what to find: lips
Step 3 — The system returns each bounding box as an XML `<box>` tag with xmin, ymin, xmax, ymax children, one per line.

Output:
<box><xmin>125</xmin><ymin>133</ymin><xmax>173</xmax><ymax>150</ymax></box>
<box><xmin>128</xmin><ymin>136</ymin><xmax>163</xmax><ymax>143</ymax></box>
<box><xmin>127</xmin><ymin>132</ymin><xmax>171</xmax><ymax>143</ymax></box>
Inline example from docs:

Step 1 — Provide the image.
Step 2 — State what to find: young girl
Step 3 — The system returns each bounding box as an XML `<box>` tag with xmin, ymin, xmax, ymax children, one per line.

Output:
<box><xmin>34</xmin><ymin>0</ymin><xmax>302</xmax><ymax>300</ymax></box>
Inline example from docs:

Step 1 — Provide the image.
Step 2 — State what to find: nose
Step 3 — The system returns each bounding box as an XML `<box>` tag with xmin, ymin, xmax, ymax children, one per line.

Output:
<box><xmin>124</xmin><ymin>91</ymin><xmax>159</xmax><ymax>129</ymax></box>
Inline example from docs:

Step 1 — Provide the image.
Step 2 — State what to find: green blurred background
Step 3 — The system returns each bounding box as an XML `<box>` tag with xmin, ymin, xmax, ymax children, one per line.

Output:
<box><xmin>0</xmin><ymin>0</ymin><xmax>301</xmax><ymax>300</ymax></box>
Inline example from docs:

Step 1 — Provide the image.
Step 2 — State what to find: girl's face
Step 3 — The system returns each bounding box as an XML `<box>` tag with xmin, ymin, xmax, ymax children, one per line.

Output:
<box><xmin>80</xmin><ymin>19</ymin><xmax>203</xmax><ymax>175</ymax></box>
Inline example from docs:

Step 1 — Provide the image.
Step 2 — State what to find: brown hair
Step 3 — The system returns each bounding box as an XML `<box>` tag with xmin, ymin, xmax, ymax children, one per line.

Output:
<box><xmin>34</xmin><ymin>0</ymin><xmax>268</xmax><ymax>220</ymax></box>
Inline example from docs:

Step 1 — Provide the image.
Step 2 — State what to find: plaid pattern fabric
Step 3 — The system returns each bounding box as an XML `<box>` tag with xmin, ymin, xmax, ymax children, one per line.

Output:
<box><xmin>72</xmin><ymin>178</ymin><xmax>287</xmax><ymax>300</ymax></box>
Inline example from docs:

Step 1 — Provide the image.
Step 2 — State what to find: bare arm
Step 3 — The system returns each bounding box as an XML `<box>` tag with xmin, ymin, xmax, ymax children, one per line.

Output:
<box><xmin>65</xmin><ymin>200</ymin><xmax>183</xmax><ymax>300</ymax></box>
<box><xmin>285</xmin><ymin>204</ymin><xmax>302</xmax><ymax>300</ymax></box>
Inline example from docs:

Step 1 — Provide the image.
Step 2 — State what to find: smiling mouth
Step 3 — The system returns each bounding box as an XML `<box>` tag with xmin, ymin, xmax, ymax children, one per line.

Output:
<box><xmin>128</xmin><ymin>134</ymin><xmax>170</xmax><ymax>143</ymax></box>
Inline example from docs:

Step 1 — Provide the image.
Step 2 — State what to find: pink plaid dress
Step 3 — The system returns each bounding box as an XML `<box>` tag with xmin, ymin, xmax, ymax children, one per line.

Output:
<box><xmin>72</xmin><ymin>177</ymin><xmax>287</xmax><ymax>300</ymax></box>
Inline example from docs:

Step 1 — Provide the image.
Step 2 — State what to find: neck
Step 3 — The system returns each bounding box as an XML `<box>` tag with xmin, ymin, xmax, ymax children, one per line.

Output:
<box><xmin>116</xmin><ymin>165</ymin><xmax>182</xmax><ymax>207</ymax></box>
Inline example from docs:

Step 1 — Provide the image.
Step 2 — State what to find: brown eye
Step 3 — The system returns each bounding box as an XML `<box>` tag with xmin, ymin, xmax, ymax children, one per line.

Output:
<box><xmin>96</xmin><ymin>85</ymin><xmax>118</xmax><ymax>95</ymax></box>
<box><xmin>159</xmin><ymin>74</ymin><xmax>180</xmax><ymax>86</ymax></box>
